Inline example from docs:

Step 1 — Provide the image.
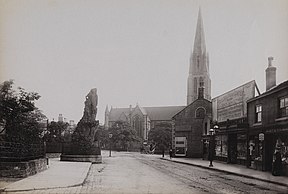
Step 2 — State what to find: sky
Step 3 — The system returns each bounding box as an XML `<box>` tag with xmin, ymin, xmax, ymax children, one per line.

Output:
<box><xmin>0</xmin><ymin>0</ymin><xmax>287</xmax><ymax>124</ymax></box>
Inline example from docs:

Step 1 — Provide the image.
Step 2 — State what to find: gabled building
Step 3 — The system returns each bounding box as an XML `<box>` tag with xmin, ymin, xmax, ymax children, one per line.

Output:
<box><xmin>211</xmin><ymin>80</ymin><xmax>259</xmax><ymax>164</ymax></box>
<box><xmin>173</xmin><ymin>8</ymin><xmax>212</xmax><ymax>158</ymax></box>
<box><xmin>247</xmin><ymin>58</ymin><xmax>288</xmax><ymax>174</ymax></box>
<box><xmin>173</xmin><ymin>83</ymin><xmax>212</xmax><ymax>157</ymax></box>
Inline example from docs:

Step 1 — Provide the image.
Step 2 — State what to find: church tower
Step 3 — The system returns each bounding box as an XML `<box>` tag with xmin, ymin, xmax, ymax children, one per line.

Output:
<box><xmin>187</xmin><ymin>8</ymin><xmax>211</xmax><ymax>105</ymax></box>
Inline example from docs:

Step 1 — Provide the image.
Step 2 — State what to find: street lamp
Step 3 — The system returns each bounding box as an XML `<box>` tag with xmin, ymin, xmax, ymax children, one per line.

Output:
<box><xmin>208</xmin><ymin>125</ymin><xmax>218</xmax><ymax>167</ymax></box>
<box><xmin>109</xmin><ymin>133</ymin><xmax>113</xmax><ymax>157</ymax></box>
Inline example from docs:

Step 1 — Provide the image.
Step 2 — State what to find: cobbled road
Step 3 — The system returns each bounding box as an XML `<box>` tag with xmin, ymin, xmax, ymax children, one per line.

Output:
<box><xmin>7</xmin><ymin>152</ymin><xmax>288</xmax><ymax>194</ymax></box>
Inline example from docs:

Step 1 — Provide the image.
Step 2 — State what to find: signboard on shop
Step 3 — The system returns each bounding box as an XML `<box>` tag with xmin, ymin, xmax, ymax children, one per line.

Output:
<box><xmin>259</xmin><ymin>133</ymin><xmax>264</xmax><ymax>141</ymax></box>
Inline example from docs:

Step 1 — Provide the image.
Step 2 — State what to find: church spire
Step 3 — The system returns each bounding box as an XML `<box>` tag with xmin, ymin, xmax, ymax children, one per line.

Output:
<box><xmin>187</xmin><ymin>8</ymin><xmax>211</xmax><ymax>105</ymax></box>
<box><xmin>193</xmin><ymin>8</ymin><xmax>206</xmax><ymax>55</ymax></box>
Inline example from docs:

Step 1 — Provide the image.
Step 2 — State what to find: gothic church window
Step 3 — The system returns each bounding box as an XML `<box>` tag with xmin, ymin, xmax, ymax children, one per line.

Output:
<box><xmin>134</xmin><ymin>115</ymin><xmax>142</xmax><ymax>137</ymax></box>
<box><xmin>199</xmin><ymin>77</ymin><xmax>204</xmax><ymax>87</ymax></box>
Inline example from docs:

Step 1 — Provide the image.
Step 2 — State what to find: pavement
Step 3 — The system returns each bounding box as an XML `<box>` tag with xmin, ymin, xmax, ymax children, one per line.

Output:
<box><xmin>1</xmin><ymin>158</ymin><xmax>91</xmax><ymax>193</ymax></box>
<box><xmin>1</xmin><ymin>153</ymin><xmax>288</xmax><ymax>193</ymax></box>
<box><xmin>161</xmin><ymin>156</ymin><xmax>288</xmax><ymax>188</ymax></box>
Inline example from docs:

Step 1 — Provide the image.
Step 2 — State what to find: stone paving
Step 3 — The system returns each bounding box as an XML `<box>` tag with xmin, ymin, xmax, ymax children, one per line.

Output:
<box><xmin>1</xmin><ymin>151</ymin><xmax>288</xmax><ymax>193</ymax></box>
<box><xmin>2</xmin><ymin>158</ymin><xmax>91</xmax><ymax>193</ymax></box>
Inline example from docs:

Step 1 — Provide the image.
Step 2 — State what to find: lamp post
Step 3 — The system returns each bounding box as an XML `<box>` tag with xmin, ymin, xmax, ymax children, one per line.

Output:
<box><xmin>208</xmin><ymin>125</ymin><xmax>218</xmax><ymax>167</ymax></box>
<box><xmin>109</xmin><ymin>133</ymin><xmax>113</xmax><ymax>157</ymax></box>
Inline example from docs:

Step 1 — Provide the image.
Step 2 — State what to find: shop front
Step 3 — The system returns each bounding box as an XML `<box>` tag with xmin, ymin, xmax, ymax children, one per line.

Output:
<box><xmin>266</xmin><ymin>127</ymin><xmax>288</xmax><ymax>176</ymax></box>
<box><xmin>248</xmin><ymin>126</ymin><xmax>288</xmax><ymax>176</ymax></box>
<box><xmin>214</xmin><ymin>129</ymin><xmax>247</xmax><ymax>165</ymax></box>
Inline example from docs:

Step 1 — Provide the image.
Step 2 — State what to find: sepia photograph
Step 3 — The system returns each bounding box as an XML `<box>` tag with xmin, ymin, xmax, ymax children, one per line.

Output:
<box><xmin>0</xmin><ymin>0</ymin><xmax>288</xmax><ymax>193</ymax></box>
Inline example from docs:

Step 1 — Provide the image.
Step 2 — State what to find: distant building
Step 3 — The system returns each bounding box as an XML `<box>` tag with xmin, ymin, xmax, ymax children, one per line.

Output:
<box><xmin>58</xmin><ymin>114</ymin><xmax>63</xmax><ymax>122</ymax></box>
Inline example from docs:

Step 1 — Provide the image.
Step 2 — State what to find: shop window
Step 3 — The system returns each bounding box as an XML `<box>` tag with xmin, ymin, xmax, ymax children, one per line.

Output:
<box><xmin>215</xmin><ymin>135</ymin><xmax>228</xmax><ymax>157</ymax></box>
<box><xmin>237</xmin><ymin>134</ymin><xmax>247</xmax><ymax>160</ymax></box>
<box><xmin>255</xmin><ymin>105</ymin><xmax>262</xmax><ymax>123</ymax></box>
<box><xmin>279</xmin><ymin>96</ymin><xmax>288</xmax><ymax>118</ymax></box>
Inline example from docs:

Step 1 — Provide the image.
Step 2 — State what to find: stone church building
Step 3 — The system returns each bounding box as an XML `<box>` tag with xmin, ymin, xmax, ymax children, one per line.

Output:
<box><xmin>104</xmin><ymin>8</ymin><xmax>212</xmax><ymax>151</ymax></box>
<box><xmin>172</xmin><ymin>8</ymin><xmax>213</xmax><ymax>157</ymax></box>
<box><xmin>104</xmin><ymin>105</ymin><xmax>185</xmax><ymax>141</ymax></box>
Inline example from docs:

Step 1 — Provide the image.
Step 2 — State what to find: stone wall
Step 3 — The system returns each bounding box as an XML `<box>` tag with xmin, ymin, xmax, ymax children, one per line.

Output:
<box><xmin>0</xmin><ymin>141</ymin><xmax>45</xmax><ymax>162</ymax></box>
<box><xmin>0</xmin><ymin>158</ymin><xmax>47</xmax><ymax>178</ymax></box>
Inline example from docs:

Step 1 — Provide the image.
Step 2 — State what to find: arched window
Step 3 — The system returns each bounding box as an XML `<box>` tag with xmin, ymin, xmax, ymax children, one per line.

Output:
<box><xmin>133</xmin><ymin>115</ymin><xmax>142</xmax><ymax>137</ymax></box>
<box><xmin>195</xmin><ymin>107</ymin><xmax>206</xmax><ymax>118</ymax></box>
<box><xmin>199</xmin><ymin>77</ymin><xmax>204</xmax><ymax>87</ymax></box>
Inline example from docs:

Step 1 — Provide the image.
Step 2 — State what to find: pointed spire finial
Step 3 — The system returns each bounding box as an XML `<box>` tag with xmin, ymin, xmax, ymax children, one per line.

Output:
<box><xmin>193</xmin><ymin>7</ymin><xmax>206</xmax><ymax>53</ymax></box>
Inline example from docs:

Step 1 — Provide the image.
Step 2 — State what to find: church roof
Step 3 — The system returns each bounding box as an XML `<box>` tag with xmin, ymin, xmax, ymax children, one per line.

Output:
<box><xmin>108</xmin><ymin>105</ymin><xmax>185</xmax><ymax>122</ymax></box>
<box><xmin>109</xmin><ymin>107</ymin><xmax>132</xmax><ymax>122</ymax></box>
<box><xmin>144</xmin><ymin>106</ymin><xmax>185</xmax><ymax>121</ymax></box>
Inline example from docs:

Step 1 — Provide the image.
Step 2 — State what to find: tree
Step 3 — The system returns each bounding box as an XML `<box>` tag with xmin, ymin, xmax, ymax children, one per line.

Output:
<box><xmin>44</xmin><ymin>121</ymin><xmax>69</xmax><ymax>143</ymax></box>
<box><xmin>108</xmin><ymin>121</ymin><xmax>140</xmax><ymax>151</ymax></box>
<box><xmin>148</xmin><ymin>122</ymin><xmax>172</xmax><ymax>157</ymax></box>
<box><xmin>96</xmin><ymin>125</ymin><xmax>109</xmax><ymax>149</ymax></box>
<box><xmin>0</xmin><ymin>80</ymin><xmax>46</xmax><ymax>143</ymax></box>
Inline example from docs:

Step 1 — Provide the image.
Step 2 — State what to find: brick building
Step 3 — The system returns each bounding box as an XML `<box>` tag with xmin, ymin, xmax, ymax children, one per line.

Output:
<box><xmin>247</xmin><ymin>58</ymin><xmax>288</xmax><ymax>175</ymax></box>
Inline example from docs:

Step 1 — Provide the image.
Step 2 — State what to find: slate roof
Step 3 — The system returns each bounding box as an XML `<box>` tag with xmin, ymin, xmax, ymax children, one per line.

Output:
<box><xmin>247</xmin><ymin>80</ymin><xmax>288</xmax><ymax>102</ymax></box>
<box><xmin>108</xmin><ymin>105</ymin><xmax>185</xmax><ymax>122</ymax></box>
<box><xmin>144</xmin><ymin>106</ymin><xmax>185</xmax><ymax>121</ymax></box>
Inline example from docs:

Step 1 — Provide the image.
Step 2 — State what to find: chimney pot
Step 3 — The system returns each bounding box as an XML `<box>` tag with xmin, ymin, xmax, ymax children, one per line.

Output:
<box><xmin>266</xmin><ymin>57</ymin><xmax>276</xmax><ymax>91</ymax></box>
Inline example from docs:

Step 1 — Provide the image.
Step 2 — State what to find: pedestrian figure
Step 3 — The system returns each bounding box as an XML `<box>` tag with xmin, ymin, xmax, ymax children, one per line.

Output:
<box><xmin>140</xmin><ymin>146</ymin><xmax>144</xmax><ymax>154</ymax></box>
<box><xmin>169</xmin><ymin>148</ymin><xmax>173</xmax><ymax>159</ymax></box>
<box><xmin>272</xmin><ymin>147</ymin><xmax>282</xmax><ymax>176</ymax></box>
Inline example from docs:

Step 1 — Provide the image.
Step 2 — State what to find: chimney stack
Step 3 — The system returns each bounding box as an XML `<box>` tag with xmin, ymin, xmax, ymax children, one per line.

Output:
<box><xmin>58</xmin><ymin>114</ymin><xmax>63</xmax><ymax>122</ymax></box>
<box><xmin>265</xmin><ymin>57</ymin><xmax>276</xmax><ymax>91</ymax></box>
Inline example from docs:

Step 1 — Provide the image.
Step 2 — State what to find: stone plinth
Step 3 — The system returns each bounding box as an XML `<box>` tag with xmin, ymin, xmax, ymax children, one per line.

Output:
<box><xmin>60</xmin><ymin>142</ymin><xmax>102</xmax><ymax>163</ymax></box>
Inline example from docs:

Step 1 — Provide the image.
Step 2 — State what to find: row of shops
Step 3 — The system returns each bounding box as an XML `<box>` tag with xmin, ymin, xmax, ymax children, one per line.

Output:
<box><xmin>201</xmin><ymin>80</ymin><xmax>288</xmax><ymax>176</ymax></box>
<box><xmin>203</xmin><ymin>123</ymin><xmax>288</xmax><ymax>176</ymax></box>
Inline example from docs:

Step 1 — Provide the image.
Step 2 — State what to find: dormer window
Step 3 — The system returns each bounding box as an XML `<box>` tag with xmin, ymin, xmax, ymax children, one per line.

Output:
<box><xmin>279</xmin><ymin>96</ymin><xmax>288</xmax><ymax>118</ymax></box>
